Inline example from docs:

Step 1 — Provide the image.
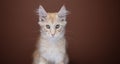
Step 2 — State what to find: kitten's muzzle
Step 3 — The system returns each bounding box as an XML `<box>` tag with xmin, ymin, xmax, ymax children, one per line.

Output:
<box><xmin>51</xmin><ymin>34</ymin><xmax>55</xmax><ymax>37</ymax></box>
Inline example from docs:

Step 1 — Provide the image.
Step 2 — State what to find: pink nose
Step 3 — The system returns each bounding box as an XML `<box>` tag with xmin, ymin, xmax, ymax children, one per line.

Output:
<box><xmin>51</xmin><ymin>34</ymin><xmax>55</xmax><ymax>37</ymax></box>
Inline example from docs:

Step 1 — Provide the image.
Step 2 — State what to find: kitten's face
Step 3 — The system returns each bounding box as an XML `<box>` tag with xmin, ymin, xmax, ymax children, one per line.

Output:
<box><xmin>38</xmin><ymin>5</ymin><xmax>68</xmax><ymax>38</ymax></box>
<box><xmin>39</xmin><ymin>13</ymin><xmax>66</xmax><ymax>38</ymax></box>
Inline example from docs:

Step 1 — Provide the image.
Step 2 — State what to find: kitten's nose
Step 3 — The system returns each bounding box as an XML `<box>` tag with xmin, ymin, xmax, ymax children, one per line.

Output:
<box><xmin>51</xmin><ymin>34</ymin><xmax>55</xmax><ymax>37</ymax></box>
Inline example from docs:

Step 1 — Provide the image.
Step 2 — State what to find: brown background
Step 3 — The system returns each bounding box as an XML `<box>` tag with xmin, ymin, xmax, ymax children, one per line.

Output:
<box><xmin>0</xmin><ymin>0</ymin><xmax>119</xmax><ymax>64</ymax></box>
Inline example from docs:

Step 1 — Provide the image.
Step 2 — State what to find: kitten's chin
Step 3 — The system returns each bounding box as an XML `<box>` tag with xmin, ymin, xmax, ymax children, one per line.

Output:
<box><xmin>49</xmin><ymin>35</ymin><xmax>57</xmax><ymax>38</ymax></box>
<box><xmin>48</xmin><ymin>34</ymin><xmax>61</xmax><ymax>39</ymax></box>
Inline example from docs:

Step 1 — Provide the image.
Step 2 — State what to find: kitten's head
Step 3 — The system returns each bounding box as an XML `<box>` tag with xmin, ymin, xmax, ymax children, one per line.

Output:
<box><xmin>37</xmin><ymin>5</ymin><xmax>68</xmax><ymax>39</ymax></box>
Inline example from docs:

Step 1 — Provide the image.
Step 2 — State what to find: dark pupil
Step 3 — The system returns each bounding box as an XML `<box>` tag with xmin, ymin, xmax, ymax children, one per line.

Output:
<box><xmin>41</xmin><ymin>18</ymin><xmax>44</xmax><ymax>21</ymax></box>
<box><xmin>46</xmin><ymin>25</ymin><xmax>50</xmax><ymax>29</ymax></box>
<box><xmin>55</xmin><ymin>24</ymin><xmax>60</xmax><ymax>29</ymax></box>
<box><xmin>61</xmin><ymin>19</ymin><xmax>64</xmax><ymax>21</ymax></box>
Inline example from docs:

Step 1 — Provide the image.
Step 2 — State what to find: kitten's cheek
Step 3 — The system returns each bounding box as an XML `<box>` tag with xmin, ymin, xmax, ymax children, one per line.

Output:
<box><xmin>57</xmin><ymin>29</ymin><xmax>62</xmax><ymax>32</ymax></box>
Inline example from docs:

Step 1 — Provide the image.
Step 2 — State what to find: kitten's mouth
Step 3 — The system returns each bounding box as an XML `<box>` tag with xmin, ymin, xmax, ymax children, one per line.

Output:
<box><xmin>51</xmin><ymin>34</ymin><xmax>55</xmax><ymax>37</ymax></box>
<box><xmin>51</xmin><ymin>35</ymin><xmax>55</xmax><ymax>38</ymax></box>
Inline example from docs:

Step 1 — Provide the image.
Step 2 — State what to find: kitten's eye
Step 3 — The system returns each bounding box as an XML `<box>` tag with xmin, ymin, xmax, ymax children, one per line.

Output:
<box><xmin>40</xmin><ymin>18</ymin><xmax>44</xmax><ymax>22</ymax></box>
<box><xmin>55</xmin><ymin>24</ymin><xmax>60</xmax><ymax>29</ymax></box>
<box><xmin>61</xmin><ymin>19</ymin><xmax>65</xmax><ymax>21</ymax></box>
<box><xmin>46</xmin><ymin>25</ymin><xmax>50</xmax><ymax>29</ymax></box>
<box><xmin>41</xmin><ymin>19</ymin><xmax>44</xmax><ymax>21</ymax></box>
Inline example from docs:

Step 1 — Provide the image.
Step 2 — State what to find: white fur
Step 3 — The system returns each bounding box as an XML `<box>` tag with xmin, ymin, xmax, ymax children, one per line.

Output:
<box><xmin>39</xmin><ymin>37</ymin><xmax>66</xmax><ymax>64</ymax></box>
<box><xmin>37</xmin><ymin>5</ymin><xmax>47</xmax><ymax>17</ymax></box>
<box><xmin>58</xmin><ymin>5</ymin><xmax>68</xmax><ymax>17</ymax></box>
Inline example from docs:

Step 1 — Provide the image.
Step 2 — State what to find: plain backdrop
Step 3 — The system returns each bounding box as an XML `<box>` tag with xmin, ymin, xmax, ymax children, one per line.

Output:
<box><xmin>0</xmin><ymin>0</ymin><xmax>119</xmax><ymax>64</ymax></box>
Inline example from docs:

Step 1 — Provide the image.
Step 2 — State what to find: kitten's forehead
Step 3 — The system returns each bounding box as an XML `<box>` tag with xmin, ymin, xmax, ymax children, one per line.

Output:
<box><xmin>47</xmin><ymin>13</ymin><xmax>58</xmax><ymax>23</ymax></box>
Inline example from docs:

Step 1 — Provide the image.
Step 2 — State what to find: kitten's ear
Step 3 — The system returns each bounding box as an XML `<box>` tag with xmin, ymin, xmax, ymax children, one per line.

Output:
<box><xmin>58</xmin><ymin>5</ymin><xmax>68</xmax><ymax>17</ymax></box>
<box><xmin>37</xmin><ymin>5</ymin><xmax>47</xmax><ymax>18</ymax></box>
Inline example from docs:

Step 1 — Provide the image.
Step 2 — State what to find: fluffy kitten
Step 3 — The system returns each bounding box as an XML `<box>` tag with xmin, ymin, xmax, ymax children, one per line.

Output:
<box><xmin>33</xmin><ymin>5</ymin><xmax>69</xmax><ymax>64</ymax></box>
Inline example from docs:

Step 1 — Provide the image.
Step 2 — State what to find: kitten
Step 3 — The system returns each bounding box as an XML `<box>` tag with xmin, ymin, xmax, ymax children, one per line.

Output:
<box><xmin>33</xmin><ymin>5</ymin><xmax>69</xmax><ymax>64</ymax></box>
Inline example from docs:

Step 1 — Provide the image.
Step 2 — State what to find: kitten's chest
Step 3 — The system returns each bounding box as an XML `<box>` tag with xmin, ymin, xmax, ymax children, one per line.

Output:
<box><xmin>40</xmin><ymin>42</ymin><xmax>65</xmax><ymax>62</ymax></box>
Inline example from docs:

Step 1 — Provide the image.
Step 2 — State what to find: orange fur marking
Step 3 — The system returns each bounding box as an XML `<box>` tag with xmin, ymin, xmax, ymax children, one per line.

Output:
<box><xmin>47</xmin><ymin>13</ymin><xmax>57</xmax><ymax>23</ymax></box>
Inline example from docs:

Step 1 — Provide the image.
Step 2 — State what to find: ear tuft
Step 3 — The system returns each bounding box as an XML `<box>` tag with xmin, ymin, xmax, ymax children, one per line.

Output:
<box><xmin>58</xmin><ymin>5</ymin><xmax>68</xmax><ymax>17</ymax></box>
<box><xmin>37</xmin><ymin>5</ymin><xmax>47</xmax><ymax>17</ymax></box>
